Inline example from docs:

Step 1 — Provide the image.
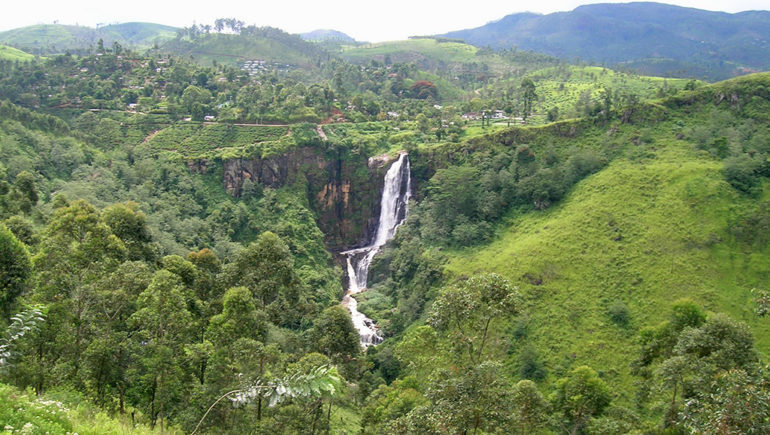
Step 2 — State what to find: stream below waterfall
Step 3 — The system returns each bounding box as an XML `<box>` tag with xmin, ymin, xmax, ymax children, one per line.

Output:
<box><xmin>341</xmin><ymin>152</ymin><xmax>411</xmax><ymax>347</ymax></box>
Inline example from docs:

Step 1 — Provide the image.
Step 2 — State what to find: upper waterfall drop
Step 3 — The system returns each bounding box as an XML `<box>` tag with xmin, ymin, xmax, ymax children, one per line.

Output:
<box><xmin>341</xmin><ymin>152</ymin><xmax>412</xmax><ymax>346</ymax></box>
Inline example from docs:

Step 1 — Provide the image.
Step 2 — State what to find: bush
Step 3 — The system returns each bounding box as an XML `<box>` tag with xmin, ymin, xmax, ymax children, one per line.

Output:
<box><xmin>723</xmin><ymin>154</ymin><xmax>763</xmax><ymax>194</ymax></box>
<box><xmin>519</xmin><ymin>345</ymin><xmax>547</xmax><ymax>380</ymax></box>
<box><xmin>608</xmin><ymin>300</ymin><xmax>630</xmax><ymax>326</ymax></box>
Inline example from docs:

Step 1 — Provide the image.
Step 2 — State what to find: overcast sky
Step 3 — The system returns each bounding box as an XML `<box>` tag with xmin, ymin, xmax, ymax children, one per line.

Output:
<box><xmin>2</xmin><ymin>0</ymin><xmax>767</xmax><ymax>42</ymax></box>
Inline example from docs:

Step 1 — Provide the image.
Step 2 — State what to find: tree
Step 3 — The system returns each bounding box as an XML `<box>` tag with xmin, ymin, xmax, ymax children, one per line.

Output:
<box><xmin>206</xmin><ymin>287</ymin><xmax>268</xmax><ymax>347</ymax></box>
<box><xmin>129</xmin><ymin>270</ymin><xmax>193</xmax><ymax>430</ymax></box>
<box><xmin>422</xmin><ymin>361</ymin><xmax>512</xmax><ymax>434</ymax></box>
<box><xmin>13</xmin><ymin>171</ymin><xmax>37</xmax><ymax>213</ymax></box>
<box><xmin>428</xmin><ymin>273</ymin><xmax>520</xmax><ymax>366</ymax></box>
<box><xmin>520</xmin><ymin>78</ymin><xmax>537</xmax><ymax>121</ymax></box>
<box><xmin>0</xmin><ymin>223</ymin><xmax>31</xmax><ymax>316</ymax></box>
<box><xmin>181</xmin><ymin>85</ymin><xmax>212</xmax><ymax>121</ymax></box>
<box><xmin>410</xmin><ymin>81</ymin><xmax>438</xmax><ymax>100</ymax></box>
<box><xmin>102</xmin><ymin>201</ymin><xmax>155</xmax><ymax>261</ymax></box>
<box><xmin>310</xmin><ymin>305</ymin><xmax>359</xmax><ymax>361</ymax></box>
<box><xmin>222</xmin><ymin>232</ymin><xmax>299</xmax><ymax>311</ymax></box>
<box><xmin>510</xmin><ymin>380</ymin><xmax>549</xmax><ymax>434</ymax></box>
<box><xmin>552</xmin><ymin>365</ymin><xmax>612</xmax><ymax>435</ymax></box>
<box><xmin>32</xmin><ymin>200</ymin><xmax>126</xmax><ymax>388</ymax></box>
<box><xmin>680</xmin><ymin>369</ymin><xmax>770</xmax><ymax>434</ymax></box>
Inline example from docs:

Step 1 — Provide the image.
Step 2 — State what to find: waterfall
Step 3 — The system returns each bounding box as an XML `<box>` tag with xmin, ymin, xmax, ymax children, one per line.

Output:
<box><xmin>341</xmin><ymin>153</ymin><xmax>411</xmax><ymax>347</ymax></box>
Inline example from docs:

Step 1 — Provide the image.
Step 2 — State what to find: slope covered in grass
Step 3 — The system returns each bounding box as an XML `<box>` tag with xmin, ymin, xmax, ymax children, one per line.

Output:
<box><xmin>0</xmin><ymin>383</ymin><xmax>170</xmax><ymax>434</ymax></box>
<box><xmin>160</xmin><ymin>30</ymin><xmax>329</xmax><ymax>67</ymax></box>
<box><xmin>0</xmin><ymin>45</ymin><xmax>35</xmax><ymax>61</ymax></box>
<box><xmin>440</xmin><ymin>77</ymin><xmax>770</xmax><ymax>403</ymax></box>
<box><xmin>0</xmin><ymin>23</ymin><xmax>177</xmax><ymax>54</ymax></box>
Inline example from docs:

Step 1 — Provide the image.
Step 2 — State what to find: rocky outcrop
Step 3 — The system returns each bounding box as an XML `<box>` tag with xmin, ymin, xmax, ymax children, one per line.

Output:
<box><xmin>218</xmin><ymin>147</ymin><xmax>398</xmax><ymax>250</ymax></box>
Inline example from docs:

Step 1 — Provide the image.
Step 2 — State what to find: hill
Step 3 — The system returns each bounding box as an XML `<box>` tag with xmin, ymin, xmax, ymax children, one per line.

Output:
<box><xmin>0</xmin><ymin>22</ymin><xmax>178</xmax><ymax>54</ymax></box>
<box><xmin>301</xmin><ymin>29</ymin><xmax>356</xmax><ymax>43</ymax></box>
<box><xmin>439</xmin><ymin>2</ymin><xmax>770</xmax><ymax>81</ymax></box>
<box><xmin>0</xmin><ymin>44</ymin><xmax>35</xmax><ymax>61</ymax></box>
<box><xmin>159</xmin><ymin>28</ymin><xmax>331</xmax><ymax>67</ymax></box>
<box><xmin>358</xmin><ymin>73</ymin><xmax>770</xmax><ymax>422</ymax></box>
<box><xmin>342</xmin><ymin>37</ymin><xmax>556</xmax><ymax>75</ymax></box>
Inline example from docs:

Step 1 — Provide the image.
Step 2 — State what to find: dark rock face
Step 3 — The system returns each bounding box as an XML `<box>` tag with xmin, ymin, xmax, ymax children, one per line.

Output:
<box><xmin>217</xmin><ymin>148</ymin><xmax>397</xmax><ymax>250</ymax></box>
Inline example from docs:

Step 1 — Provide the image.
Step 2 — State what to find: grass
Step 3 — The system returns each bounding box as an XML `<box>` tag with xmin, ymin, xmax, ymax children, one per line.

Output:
<box><xmin>342</xmin><ymin>39</ymin><xmax>479</xmax><ymax>64</ymax></box>
<box><xmin>489</xmin><ymin>65</ymin><xmax>697</xmax><ymax>125</ymax></box>
<box><xmin>142</xmin><ymin>123</ymin><xmax>289</xmax><ymax>158</ymax></box>
<box><xmin>444</xmin><ymin>141</ymin><xmax>770</xmax><ymax>403</ymax></box>
<box><xmin>0</xmin><ymin>383</ymin><xmax>174</xmax><ymax>434</ymax></box>
<box><xmin>0</xmin><ymin>45</ymin><xmax>35</xmax><ymax>61</ymax></box>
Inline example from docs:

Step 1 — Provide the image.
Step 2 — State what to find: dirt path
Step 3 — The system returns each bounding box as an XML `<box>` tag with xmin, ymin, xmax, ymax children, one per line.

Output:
<box><xmin>142</xmin><ymin>130</ymin><xmax>160</xmax><ymax>144</ymax></box>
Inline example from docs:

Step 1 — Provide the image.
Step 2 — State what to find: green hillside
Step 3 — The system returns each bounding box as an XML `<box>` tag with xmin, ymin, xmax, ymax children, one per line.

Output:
<box><xmin>0</xmin><ymin>44</ymin><xmax>35</xmax><ymax>61</ymax></box>
<box><xmin>448</xmin><ymin>148</ymin><xmax>769</xmax><ymax>397</ymax></box>
<box><xmin>518</xmin><ymin>65</ymin><xmax>697</xmax><ymax>123</ymax></box>
<box><xmin>0</xmin><ymin>22</ymin><xmax>177</xmax><ymax>54</ymax></box>
<box><xmin>160</xmin><ymin>29</ymin><xmax>330</xmax><ymax>67</ymax></box>
<box><xmin>342</xmin><ymin>37</ymin><xmax>556</xmax><ymax>76</ymax></box>
<box><xmin>354</xmin><ymin>73</ymin><xmax>770</xmax><ymax>429</ymax></box>
<box><xmin>0</xmin><ymin>24</ymin><xmax>93</xmax><ymax>53</ymax></box>
<box><xmin>98</xmin><ymin>22</ymin><xmax>177</xmax><ymax>46</ymax></box>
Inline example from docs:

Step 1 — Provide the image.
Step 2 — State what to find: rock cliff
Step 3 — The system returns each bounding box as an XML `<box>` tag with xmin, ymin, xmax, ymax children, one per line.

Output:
<box><xmin>208</xmin><ymin>147</ymin><xmax>398</xmax><ymax>250</ymax></box>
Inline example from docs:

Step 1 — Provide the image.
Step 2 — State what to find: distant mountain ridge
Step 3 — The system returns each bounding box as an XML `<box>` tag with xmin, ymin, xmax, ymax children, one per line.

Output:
<box><xmin>439</xmin><ymin>2</ymin><xmax>770</xmax><ymax>80</ymax></box>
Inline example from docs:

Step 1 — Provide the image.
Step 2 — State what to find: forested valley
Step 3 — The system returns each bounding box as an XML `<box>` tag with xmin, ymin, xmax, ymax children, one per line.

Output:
<box><xmin>0</xmin><ymin>11</ymin><xmax>769</xmax><ymax>434</ymax></box>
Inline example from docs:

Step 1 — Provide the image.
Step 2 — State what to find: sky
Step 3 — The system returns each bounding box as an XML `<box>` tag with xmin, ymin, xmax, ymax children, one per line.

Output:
<box><xmin>2</xmin><ymin>0</ymin><xmax>768</xmax><ymax>42</ymax></box>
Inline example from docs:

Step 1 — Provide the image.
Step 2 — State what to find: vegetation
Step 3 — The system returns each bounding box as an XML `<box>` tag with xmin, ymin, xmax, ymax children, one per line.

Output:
<box><xmin>0</xmin><ymin>16</ymin><xmax>769</xmax><ymax>433</ymax></box>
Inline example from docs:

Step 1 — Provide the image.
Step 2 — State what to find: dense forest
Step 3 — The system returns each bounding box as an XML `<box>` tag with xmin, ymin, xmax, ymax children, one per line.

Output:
<box><xmin>0</xmin><ymin>12</ymin><xmax>769</xmax><ymax>435</ymax></box>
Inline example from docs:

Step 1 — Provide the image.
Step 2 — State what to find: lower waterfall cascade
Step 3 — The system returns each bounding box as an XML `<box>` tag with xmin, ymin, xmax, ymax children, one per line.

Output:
<box><xmin>341</xmin><ymin>152</ymin><xmax>412</xmax><ymax>346</ymax></box>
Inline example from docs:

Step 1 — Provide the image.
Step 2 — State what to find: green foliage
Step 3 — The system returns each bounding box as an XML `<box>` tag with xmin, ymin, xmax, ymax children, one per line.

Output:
<box><xmin>680</xmin><ymin>369</ymin><xmax>770</xmax><ymax>434</ymax></box>
<box><xmin>0</xmin><ymin>306</ymin><xmax>44</xmax><ymax>371</ymax></box>
<box><xmin>418</xmin><ymin>361</ymin><xmax>513</xmax><ymax>433</ymax></box>
<box><xmin>234</xmin><ymin>365</ymin><xmax>341</xmax><ymax>408</ymax></box>
<box><xmin>103</xmin><ymin>202</ymin><xmax>156</xmax><ymax>261</ymax></box>
<box><xmin>221</xmin><ymin>231</ymin><xmax>299</xmax><ymax>313</ymax></box>
<box><xmin>723</xmin><ymin>153</ymin><xmax>764</xmax><ymax>194</ymax></box>
<box><xmin>0</xmin><ymin>383</ymin><xmax>165</xmax><ymax>434</ymax></box>
<box><xmin>309</xmin><ymin>306</ymin><xmax>360</xmax><ymax>361</ymax></box>
<box><xmin>428</xmin><ymin>273</ymin><xmax>520</xmax><ymax>366</ymax></box>
<box><xmin>552</xmin><ymin>365</ymin><xmax>612</xmax><ymax>434</ymax></box>
<box><xmin>510</xmin><ymin>379</ymin><xmax>550</xmax><ymax>434</ymax></box>
<box><xmin>607</xmin><ymin>300</ymin><xmax>630</xmax><ymax>327</ymax></box>
<box><xmin>0</xmin><ymin>223</ymin><xmax>31</xmax><ymax>313</ymax></box>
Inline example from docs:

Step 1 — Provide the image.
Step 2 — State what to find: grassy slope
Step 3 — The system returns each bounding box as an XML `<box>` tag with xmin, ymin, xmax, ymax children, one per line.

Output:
<box><xmin>526</xmin><ymin>65</ymin><xmax>695</xmax><ymax>121</ymax></box>
<box><xmin>0</xmin><ymin>23</ymin><xmax>177</xmax><ymax>53</ymax></box>
<box><xmin>341</xmin><ymin>37</ymin><xmax>555</xmax><ymax>77</ymax></box>
<box><xmin>0</xmin><ymin>24</ymin><xmax>90</xmax><ymax>49</ymax></box>
<box><xmin>0</xmin><ymin>45</ymin><xmax>35</xmax><ymax>61</ymax></box>
<box><xmin>0</xmin><ymin>383</ymin><xmax>173</xmax><ymax>434</ymax></box>
<box><xmin>444</xmin><ymin>119</ymin><xmax>770</xmax><ymax>403</ymax></box>
<box><xmin>161</xmin><ymin>33</ymin><xmax>323</xmax><ymax>67</ymax></box>
<box><xmin>342</xmin><ymin>39</ymin><xmax>479</xmax><ymax>64</ymax></box>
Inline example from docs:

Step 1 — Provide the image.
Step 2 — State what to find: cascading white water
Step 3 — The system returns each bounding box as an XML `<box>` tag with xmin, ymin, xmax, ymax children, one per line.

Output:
<box><xmin>341</xmin><ymin>152</ymin><xmax>411</xmax><ymax>347</ymax></box>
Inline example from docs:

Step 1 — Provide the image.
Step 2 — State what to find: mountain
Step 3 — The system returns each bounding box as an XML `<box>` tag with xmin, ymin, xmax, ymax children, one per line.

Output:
<box><xmin>301</xmin><ymin>29</ymin><xmax>356</xmax><ymax>43</ymax></box>
<box><xmin>0</xmin><ymin>22</ymin><xmax>178</xmax><ymax>54</ymax></box>
<box><xmin>439</xmin><ymin>2</ymin><xmax>770</xmax><ymax>81</ymax></box>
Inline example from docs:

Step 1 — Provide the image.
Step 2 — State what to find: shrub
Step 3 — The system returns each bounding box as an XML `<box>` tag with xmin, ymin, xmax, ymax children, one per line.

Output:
<box><xmin>608</xmin><ymin>300</ymin><xmax>630</xmax><ymax>326</ymax></box>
